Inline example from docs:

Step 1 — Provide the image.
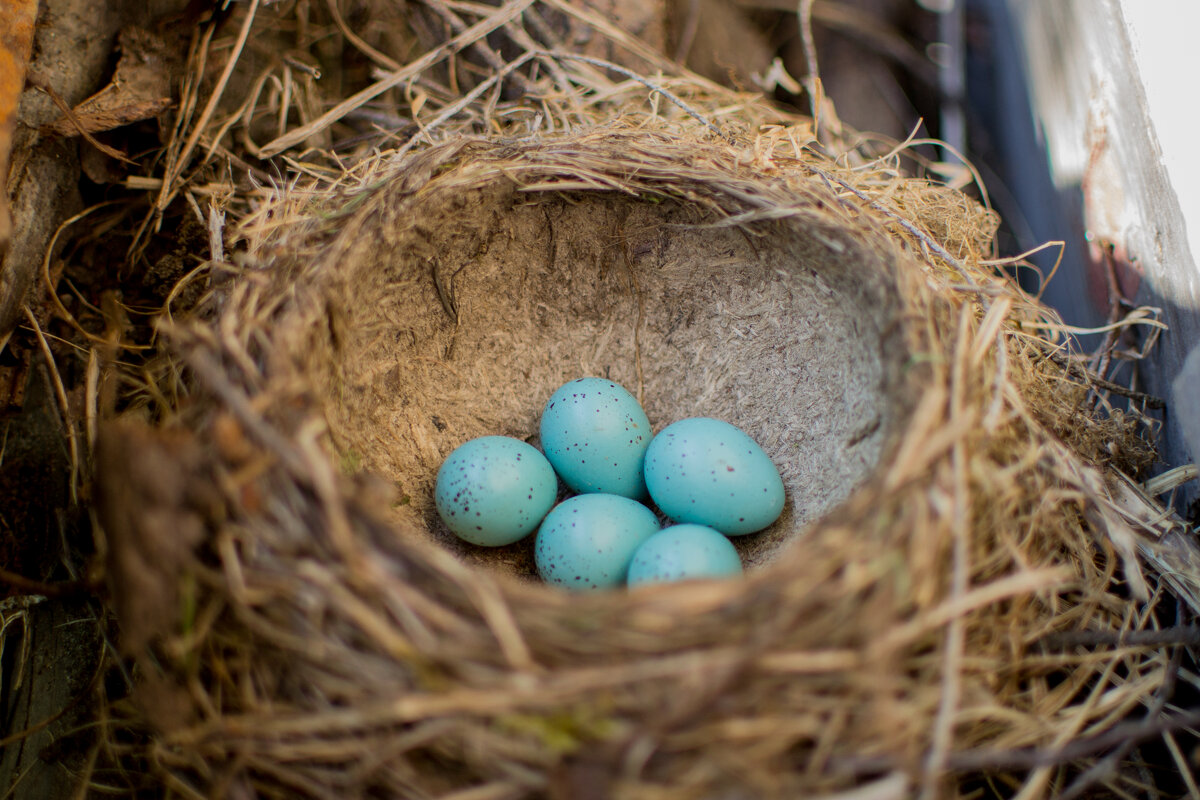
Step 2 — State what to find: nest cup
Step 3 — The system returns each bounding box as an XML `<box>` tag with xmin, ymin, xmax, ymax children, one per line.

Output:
<box><xmin>96</xmin><ymin>124</ymin><xmax>1178</xmax><ymax>799</ymax></box>
<box><xmin>309</xmin><ymin>144</ymin><xmax>911</xmax><ymax>576</ymax></box>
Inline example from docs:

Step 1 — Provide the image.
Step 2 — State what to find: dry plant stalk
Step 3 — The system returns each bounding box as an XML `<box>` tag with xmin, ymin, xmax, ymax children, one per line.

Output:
<box><xmin>84</xmin><ymin>2</ymin><xmax>1197</xmax><ymax>799</ymax></box>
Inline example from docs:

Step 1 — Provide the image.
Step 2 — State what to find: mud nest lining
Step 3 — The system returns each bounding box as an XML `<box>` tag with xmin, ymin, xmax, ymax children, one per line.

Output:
<box><xmin>311</xmin><ymin>176</ymin><xmax>907</xmax><ymax>576</ymax></box>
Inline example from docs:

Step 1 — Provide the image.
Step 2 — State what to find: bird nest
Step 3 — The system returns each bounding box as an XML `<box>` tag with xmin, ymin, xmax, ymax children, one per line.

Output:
<box><xmin>89</xmin><ymin>110</ymin><xmax>1200</xmax><ymax>799</ymax></box>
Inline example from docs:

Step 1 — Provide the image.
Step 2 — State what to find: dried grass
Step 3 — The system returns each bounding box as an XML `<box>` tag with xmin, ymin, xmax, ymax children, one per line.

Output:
<box><xmin>77</xmin><ymin>2</ymin><xmax>1200</xmax><ymax>799</ymax></box>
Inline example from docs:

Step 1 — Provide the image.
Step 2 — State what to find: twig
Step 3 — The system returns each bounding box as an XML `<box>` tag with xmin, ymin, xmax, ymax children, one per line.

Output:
<box><xmin>1162</xmin><ymin>730</ymin><xmax>1200</xmax><ymax>800</ymax></box>
<box><xmin>175</xmin><ymin>341</ymin><xmax>310</xmax><ymax>481</ymax></box>
<box><xmin>1092</xmin><ymin>240</ymin><xmax>1126</xmax><ymax>384</ymax></box>
<box><xmin>157</xmin><ymin>0</ymin><xmax>261</xmax><ymax>211</ymax></box>
<box><xmin>1044</xmin><ymin>350</ymin><xmax>1164</xmax><ymax>409</ymax></box>
<box><xmin>797</xmin><ymin>0</ymin><xmax>820</xmax><ymax>119</ymax></box>
<box><xmin>807</xmin><ymin>165</ymin><xmax>978</xmax><ymax>288</ymax></box>
<box><xmin>813</xmin><ymin>0</ymin><xmax>935</xmax><ymax>87</ymax></box>
<box><xmin>0</xmin><ymin>566</ymin><xmax>88</xmax><ymax>598</ymax></box>
<box><xmin>323</xmin><ymin>0</ymin><xmax>402</xmax><ymax>72</ymax></box>
<box><xmin>27</xmin><ymin>77</ymin><xmax>136</xmax><ymax>164</ymax></box>
<box><xmin>178</xmin><ymin>337</ymin><xmax>362</xmax><ymax>568</ymax></box>
<box><xmin>1133</xmin><ymin>749</ymin><xmax>1164</xmax><ymax>800</ymax></box>
<box><xmin>1143</xmin><ymin>464</ymin><xmax>1198</xmax><ymax>497</ymax></box>
<box><xmin>546</xmin><ymin>52</ymin><xmax>734</xmax><ymax>144</ymax></box>
<box><xmin>258</xmin><ymin>0</ymin><xmax>536</xmax><ymax>158</ymax></box>
<box><xmin>23</xmin><ymin>307</ymin><xmax>80</xmax><ymax>504</ymax></box>
<box><xmin>833</xmin><ymin>703</ymin><xmax>1200</xmax><ymax>776</ymax></box>
<box><xmin>540</xmin><ymin>0</ymin><xmax>685</xmax><ymax>77</ymax></box>
<box><xmin>502</xmin><ymin>17</ymin><xmax>579</xmax><ymax>116</ymax></box>
<box><xmin>390</xmin><ymin>51</ymin><xmax>536</xmax><ymax>161</ymax></box>
<box><xmin>1039</xmin><ymin>626</ymin><xmax>1200</xmax><ymax>649</ymax></box>
<box><xmin>921</xmin><ymin>306</ymin><xmax>972</xmax><ymax>799</ymax></box>
<box><xmin>40</xmin><ymin>202</ymin><xmax>129</xmax><ymax>347</ymax></box>
<box><xmin>1058</xmin><ymin>646</ymin><xmax>1179</xmax><ymax>800</ymax></box>
<box><xmin>421</xmin><ymin>0</ymin><xmax>537</xmax><ymax>96</ymax></box>
<box><xmin>674</xmin><ymin>0</ymin><xmax>701</xmax><ymax>64</ymax></box>
<box><xmin>207</xmin><ymin>201</ymin><xmax>226</xmax><ymax>265</ymax></box>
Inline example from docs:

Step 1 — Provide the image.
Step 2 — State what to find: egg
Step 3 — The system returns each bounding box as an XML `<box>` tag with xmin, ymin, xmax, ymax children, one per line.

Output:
<box><xmin>626</xmin><ymin>524</ymin><xmax>744</xmax><ymax>586</ymax></box>
<box><xmin>644</xmin><ymin>418</ymin><xmax>785</xmax><ymax>535</ymax></box>
<box><xmin>534</xmin><ymin>493</ymin><xmax>661</xmax><ymax>591</ymax></box>
<box><xmin>435</xmin><ymin>436</ymin><xmax>558</xmax><ymax>546</ymax></box>
<box><xmin>539</xmin><ymin>377</ymin><xmax>652</xmax><ymax>499</ymax></box>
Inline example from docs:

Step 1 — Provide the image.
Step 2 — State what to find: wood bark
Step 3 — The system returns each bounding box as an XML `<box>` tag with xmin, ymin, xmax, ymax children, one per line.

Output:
<box><xmin>0</xmin><ymin>0</ymin><xmax>123</xmax><ymax>342</ymax></box>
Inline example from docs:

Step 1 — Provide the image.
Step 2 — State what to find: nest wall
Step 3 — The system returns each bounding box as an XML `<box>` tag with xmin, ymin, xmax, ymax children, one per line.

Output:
<box><xmin>95</xmin><ymin>125</ymin><xmax>1179</xmax><ymax>799</ymax></box>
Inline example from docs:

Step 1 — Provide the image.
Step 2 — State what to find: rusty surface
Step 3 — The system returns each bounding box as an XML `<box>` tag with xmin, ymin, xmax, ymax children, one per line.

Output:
<box><xmin>0</xmin><ymin>0</ymin><xmax>39</xmax><ymax>258</ymax></box>
<box><xmin>0</xmin><ymin>0</ymin><xmax>123</xmax><ymax>344</ymax></box>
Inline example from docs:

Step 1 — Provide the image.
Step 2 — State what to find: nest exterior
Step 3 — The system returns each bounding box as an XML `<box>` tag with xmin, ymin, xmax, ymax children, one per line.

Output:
<box><xmin>90</xmin><ymin>108</ymin><xmax>1200</xmax><ymax>800</ymax></box>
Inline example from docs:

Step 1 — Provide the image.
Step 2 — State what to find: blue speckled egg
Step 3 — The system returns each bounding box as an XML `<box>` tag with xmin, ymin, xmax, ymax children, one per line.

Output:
<box><xmin>644</xmin><ymin>418</ymin><xmax>785</xmax><ymax>535</ymax></box>
<box><xmin>535</xmin><ymin>494</ymin><xmax>660</xmax><ymax>591</ymax></box>
<box><xmin>627</xmin><ymin>524</ymin><xmax>744</xmax><ymax>586</ymax></box>
<box><xmin>540</xmin><ymin>378</ymin><xmax>652</xmax><ymax>499</ymax></box>
<box><xmin>435</xmin><ymin>436</ymin><xmax>558</xmax><ymax>547</ymax></box>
